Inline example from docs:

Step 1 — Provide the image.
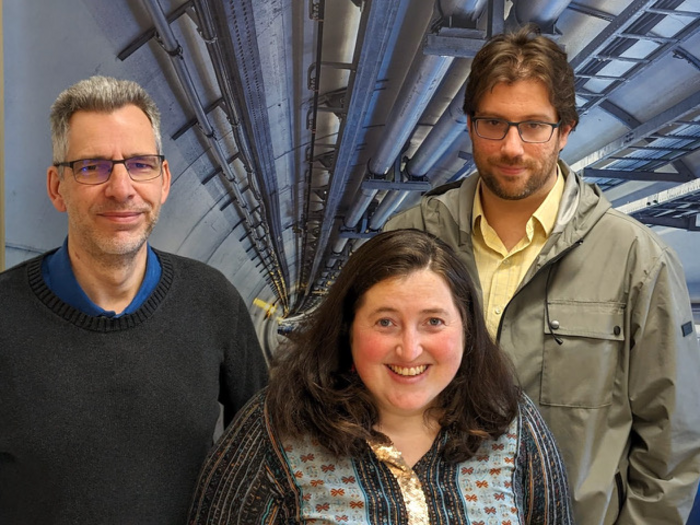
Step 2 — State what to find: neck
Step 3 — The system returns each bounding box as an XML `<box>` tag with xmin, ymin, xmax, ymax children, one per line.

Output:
<box><xmin>479</xmin><ymin>180</ymin><xmax>554</xmax><ymax>252</ymax></box>
<box><xmin>67</xmin><ymin>242</ymin><xmax>148</xmax><ymax>313</ymax></box>
<box><xmin>375</xmin><ymin>411</ymin><xmax>440</xmax><ymax>467</ymax></box>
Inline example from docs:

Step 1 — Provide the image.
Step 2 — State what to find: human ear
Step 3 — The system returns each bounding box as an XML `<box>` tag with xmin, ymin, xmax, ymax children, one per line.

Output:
<box><xmin>47</xmin><ymin>166</ymin><xmax>67</xmax><ymax>213</ymax></box>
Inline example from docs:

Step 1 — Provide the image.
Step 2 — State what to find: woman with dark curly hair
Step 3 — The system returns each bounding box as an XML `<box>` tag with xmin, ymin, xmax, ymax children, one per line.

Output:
<box><xmin>188</xmin><ymin>229</ymin><xmax>573</xmax><ymax>524</ymax></box>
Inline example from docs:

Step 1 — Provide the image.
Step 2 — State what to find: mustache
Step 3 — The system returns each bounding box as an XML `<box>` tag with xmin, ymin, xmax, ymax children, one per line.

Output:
<box><xmin>94</xmin><ymin>206</ymin><xmax>152</xmax><ymax>214</ymax></box>
<box><xmin>494</xmin><ymin>155</ymin><xmax>534</xmax><ymax>168</ymax></box>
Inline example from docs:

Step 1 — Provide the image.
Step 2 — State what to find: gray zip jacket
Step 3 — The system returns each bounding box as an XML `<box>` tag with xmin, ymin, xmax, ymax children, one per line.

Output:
<box><xmin>385</xmin><ymin>161</ymin><xmax>700</xmax><ymax>524</ymax></box>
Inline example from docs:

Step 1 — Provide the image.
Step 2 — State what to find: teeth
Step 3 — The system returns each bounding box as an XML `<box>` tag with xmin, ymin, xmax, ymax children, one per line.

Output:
<box><xmin>388</xmin><ymin>365</ymin><xmax>427</xmax><ymax>376</ymax></box>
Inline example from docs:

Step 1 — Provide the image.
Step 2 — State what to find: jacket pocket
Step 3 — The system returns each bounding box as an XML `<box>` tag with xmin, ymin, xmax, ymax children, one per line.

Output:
<box><xmin>540</xmin><ymin>301</ymin><xmax>624</xmax><ymax>408</ymax></box>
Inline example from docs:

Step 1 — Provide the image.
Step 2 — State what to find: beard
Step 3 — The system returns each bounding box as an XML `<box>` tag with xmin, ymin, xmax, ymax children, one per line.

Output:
<box><xmin>473</xmin><ymin>139</ymin><xmax>561</xmax><ymax>201</ymax></box>
<box><xmin>68</xmin><ymin>203</ymin><xmax>161</xmax><ymax>260</ymax></box>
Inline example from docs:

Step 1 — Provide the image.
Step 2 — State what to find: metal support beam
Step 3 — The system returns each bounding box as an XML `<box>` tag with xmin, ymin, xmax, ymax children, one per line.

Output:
<box><xmin>423</xmin><ymin>27</ymin><xmax>485</xmax><ymax>57</ymax></box>
<box><xmin>583</xmin><ymin>167</ymin><xmax>691</xmax><ymax>183</ymax></box>
<box><xmin>361</xmin><ymin>179</ymin><xmax>432</xmax><ymax>191</ymax></box>
<box><xmin>304</xmin><ymin>0</ymin><xmax>405</xmax><ymax>298</ymax></box>
<box><xmin>208</xmin><ymin>0</ymin><xmax>288</xmax><ymax>280</ymax></box>
<box><xmin>486</xmin><ymin>0</ymin><xmax>505</xmax><ymax>37</ymax></box>
<box><xmin>118</xmin><ymin>0</ymin><xmax>193</xmax><ymax>61</ymax></box>
<box><xmin>637</xmin><ymin>215</ymin><xmax>700</xmax><ymax>231</ymax></box>
<box><xmin>570</xmin><ymin>0</ymin><xmax>653</xmax><ymax>71</ymax></box>
<box><xmin>617</xmin><ymin>178</ymin><xmax>700</xmax><ymax>214</ymax></box>
<box><xmin>570</xmin><ymin>90</ymin><xmax>700</xmax><ymax>172</ymax></box>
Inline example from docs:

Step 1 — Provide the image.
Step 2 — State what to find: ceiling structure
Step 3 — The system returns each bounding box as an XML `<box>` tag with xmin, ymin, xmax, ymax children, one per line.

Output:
<box><xmin>4</xmin><ymin>0</ymin><xmax>700</xmax><ymax>341</ymax></box>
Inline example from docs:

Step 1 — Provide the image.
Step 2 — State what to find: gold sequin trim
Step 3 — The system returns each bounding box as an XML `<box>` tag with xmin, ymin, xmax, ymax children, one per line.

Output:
<box><xmin>367</xmin><ymin>440</ymin><xmax>430</xmax><ymax>525</ymax></box>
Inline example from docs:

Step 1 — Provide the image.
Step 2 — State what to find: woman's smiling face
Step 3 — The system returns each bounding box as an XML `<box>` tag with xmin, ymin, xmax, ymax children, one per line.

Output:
<box><xmin>350</xmin><ymin>268</ymin><xmax>465</xmax><ymax>423</ymax></box>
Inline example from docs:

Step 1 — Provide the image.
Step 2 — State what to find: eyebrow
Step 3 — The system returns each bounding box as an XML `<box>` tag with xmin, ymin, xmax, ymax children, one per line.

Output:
<box><xmin>473</xmin><ymin>111</ymin><xmax>556</xmax><ymax>122</ymax></box>
<box><xmin>368</xmin><ymin>306</ymin><xmax>451</xmax><ymax>316</ymax></box>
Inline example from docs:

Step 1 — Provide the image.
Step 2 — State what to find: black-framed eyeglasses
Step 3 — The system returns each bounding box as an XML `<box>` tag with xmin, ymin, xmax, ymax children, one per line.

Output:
<box><xmin>54</xmin><ymin>155</ymin><xmax>165</xmax><ymax>185</ymax></box>
<box><xmin>471</xmin><ymin>117</ymin><xmax>561</xmax><ymax>143</ymax></box>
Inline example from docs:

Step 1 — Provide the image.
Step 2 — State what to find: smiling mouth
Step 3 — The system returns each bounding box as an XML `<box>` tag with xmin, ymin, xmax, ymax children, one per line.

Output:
<box><xmin>387</xmin><ymin>364</ymin><xmax>428</xmax><ymax>377</ymax></box>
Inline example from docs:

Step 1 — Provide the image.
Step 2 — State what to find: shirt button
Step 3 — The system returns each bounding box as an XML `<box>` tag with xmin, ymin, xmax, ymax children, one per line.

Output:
<box><xmin>495</xmin><ymin>307</ymin><xmax>502</xmax><ymax>315</ymax></box>
<box><xmin>502</xmin><ymin>258</ymin><xmax>510</xmax><ymax>266</ymax></box>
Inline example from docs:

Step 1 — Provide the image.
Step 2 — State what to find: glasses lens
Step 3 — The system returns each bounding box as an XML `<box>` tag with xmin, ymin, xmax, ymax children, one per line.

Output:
<box><xmin>476</xmin><ymin>119</ymin><xmax>508</xmax><ymax>140</ymax></box>
<box><xmin>125</xmin><ymin>155</ymin><xmax>163</xmax><ymax>181</ymax></box>
<box><xmin>72</xmin><ymin>160</ymin><xmax>112</xmax><ymax>185</ymax></box>
<box><xmin>518</xmin><ymin>122</ymin><xmax>554</xmax><ymax>143</ymax></box>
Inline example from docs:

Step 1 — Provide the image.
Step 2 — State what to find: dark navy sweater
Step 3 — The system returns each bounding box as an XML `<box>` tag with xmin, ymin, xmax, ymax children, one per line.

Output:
<box><xmin>0</xmin><ymin>250</ymin><xmax>268</xmax><ymax>524</ymax></box>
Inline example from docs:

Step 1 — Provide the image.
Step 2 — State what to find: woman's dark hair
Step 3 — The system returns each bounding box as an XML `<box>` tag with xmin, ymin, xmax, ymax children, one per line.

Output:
<box><xmin>464</xmin><ymin>24</ymin><xmax>579</xmax><ymax>129</ymax></box>
<box><xmin>267</xmin><ymin>229</ymin><xmax>520</xmax><ymax>462</ymax></box>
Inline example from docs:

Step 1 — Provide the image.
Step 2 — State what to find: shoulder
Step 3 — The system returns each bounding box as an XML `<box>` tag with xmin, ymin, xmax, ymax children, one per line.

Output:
<box><xmin>563</xmin><ymin>173</ymin><xmax>682</xmax><ymax>267</ymax></box>
<box><xmin>211</xmin><ymin>390</ymin><xmax>272</xmax><ymax>459</ymax></box>
<box><xmin>0</xmin><ymin>252</ymin><xmax>45</xmax><ymax>280</ymax></box>
<box><xmin>0</xmin><ymin>253</ymin><xmax>47</xmax><ymax>303</ymax></box>
<box><xmin>385</xmin><ymin>175</ymin><xmax>477</xmax><ymax>233</ymax></box>
<box><xmin>156</xmin><ymin>250</ymin><xmax>227</xmax><ymax>278</ymax></box>
<box><xmin>189</xmin><ymin>390</ymin><xmax>290</xmax><ymax>522</ymax></box>
<box><xmin>589</xmin><ymin>208</ymin><xmax>683</xmax><ymax>269</ymax></box>
<box><xmin>155</xmin><ymin>250</ymin><xmax>247</xmax><ymax>301</ymax></box>
<box><xmin>229</xmin><ymin>390</ymin><xmax>269</xmax><ymax>432</ymax></box>
<box><xmin>517</xmin><ymin>394</ymin><xmax>552</xmax><ymax>438</ymax></box>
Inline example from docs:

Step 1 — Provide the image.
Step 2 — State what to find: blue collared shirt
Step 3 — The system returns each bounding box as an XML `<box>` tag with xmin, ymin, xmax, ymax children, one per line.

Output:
<box><xmin>41</xmin><ymin>237</ymin><xmax>162</xmax><ymax>317</ymax></box>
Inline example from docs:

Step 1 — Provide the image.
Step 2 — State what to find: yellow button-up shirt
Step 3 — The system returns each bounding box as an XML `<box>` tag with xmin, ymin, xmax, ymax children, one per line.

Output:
<box><xmin>472</xmin><ymin>171</ymin><xmax>564</xmax><ymax>338</ymax></box>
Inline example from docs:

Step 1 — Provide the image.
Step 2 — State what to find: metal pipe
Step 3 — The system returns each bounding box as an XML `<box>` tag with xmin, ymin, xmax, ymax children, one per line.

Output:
<box><xmin>140</xmin><ymin>0</ymin><xmax>288</xmax><ymax>303</ymax></box>
<box><xmin>368</xmin><ymin>82</ymin><xmax>468</xmax><ymax>229</ymax></box>
<box><xmin>342</xmin><ymin>0</ymin><xmax>483</xmax><ymax>231</ymax></box>
<box><xmin>408</xmin><ymin>82</ymin><xmax>467</xmax><ymax>176</ymax></box>
<box><xmin>369</xmin><ymin>191</ymin><xmax>407</xmax><ymax>229</ymax></box>
<box><xmin>303</xmin><ymin>0</ymin><xmax>408</xmax><ymax>301</ymax></box>
<box><xmin>506</xmin><ymin>0</ymin><xmax>573</xmax><ymax>30</ymax></box>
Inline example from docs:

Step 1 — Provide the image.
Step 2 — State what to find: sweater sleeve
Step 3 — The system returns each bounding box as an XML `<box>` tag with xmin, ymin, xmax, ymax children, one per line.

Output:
<box><xmin>219</xmin><ymin>280</ymin><xmax>269</xmax><ymax>425</ymax></box>
<box><xmin>188</xmin><ymin>391</ymin><xmax>294</xmax><ymax>525</ymax></box>
<box><xmin>517</xmin><ymin>396</ymin><xmax>575</xmax><ymax>525</ymax></box>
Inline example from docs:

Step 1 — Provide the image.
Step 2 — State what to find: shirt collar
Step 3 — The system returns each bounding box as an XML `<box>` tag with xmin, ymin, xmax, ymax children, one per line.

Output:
<box><xmin>41</xmin><ymin>237</ymin><xmax>162</xmax><ymax>317</ymax></box>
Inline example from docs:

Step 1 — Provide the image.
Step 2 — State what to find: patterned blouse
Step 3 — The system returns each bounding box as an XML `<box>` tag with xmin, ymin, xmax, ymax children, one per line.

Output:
<box><xmin>188</xmin><ymin>391</ymin><xmax>574</xmax><ymax>524</ymax></box>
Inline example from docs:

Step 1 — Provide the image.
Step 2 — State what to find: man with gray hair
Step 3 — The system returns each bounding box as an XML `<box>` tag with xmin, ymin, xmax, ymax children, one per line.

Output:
<box><xmin>0</xmin><ymin>76</ymin><xmax>268</xmax><ymax>524</ymax></box>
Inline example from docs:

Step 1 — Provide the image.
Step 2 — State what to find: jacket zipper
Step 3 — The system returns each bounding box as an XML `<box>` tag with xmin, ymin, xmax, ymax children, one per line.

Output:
<box><xmin>615</xmin><ymin>471</ymin><xmax>624</xmax><ymax>512</ymax></box>
<box><xmin>495</xmin><ymin>239</ymin><xmax>584</xmax><ymax>342</ymax></box>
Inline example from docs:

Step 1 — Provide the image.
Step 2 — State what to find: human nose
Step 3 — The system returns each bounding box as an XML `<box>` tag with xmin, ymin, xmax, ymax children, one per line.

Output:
<box><xmin>103</xmin><ymin>163</ymin><xmax>136</xmax><ymax>201</ymax></box>
<box><xmin>396</xmin><ymin>327</ymin><xmax>423</xmax><ymax>361</ymax></box>
<box><xmin>500</xmin><ymin>124</ymin><xmax>525</xmax><ymax>157</ymax></box>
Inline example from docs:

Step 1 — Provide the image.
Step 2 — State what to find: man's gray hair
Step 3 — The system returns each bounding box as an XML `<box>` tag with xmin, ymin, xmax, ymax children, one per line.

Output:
<box><xmin>50</xmin><ymin>76</ymin><xmax>162</xmax><ymax>163</ymax></box>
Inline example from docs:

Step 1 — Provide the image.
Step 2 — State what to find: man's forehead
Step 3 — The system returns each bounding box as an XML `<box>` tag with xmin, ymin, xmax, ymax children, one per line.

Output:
<box><xmin>65</xmin><ymin>106</ymin><xmax>157</xmax><ymax>154</ymax></box>
<box><xmin>477</xmin><ymin>80</ymin><xmax>557</xmax><ymax>114</ymax></box>
<box><xmin>68</xmin><ymin>105</ymin><xmax>150</xmax><ymax>124</ymax></box>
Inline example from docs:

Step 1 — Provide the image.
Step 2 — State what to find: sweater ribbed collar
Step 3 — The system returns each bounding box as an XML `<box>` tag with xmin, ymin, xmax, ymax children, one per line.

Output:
<box><xmin>26</xmin><ymin>249</ymin><xmax>175</xmax><ymax>332</ymax></box>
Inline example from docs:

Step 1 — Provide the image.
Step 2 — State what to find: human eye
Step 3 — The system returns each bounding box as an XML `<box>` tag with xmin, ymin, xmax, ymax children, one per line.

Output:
<box><xmin>376</xmin><ymin>318</ymin><xmax>394</xmax><ymax>328</ymax></box>
<box><xmin>523</xmin><ymin>121</ymin><xmax>546</xmax><ymax>130</ymax></box>
<box><xmin>75</xmin><ymin>160</ymin><xmax>104</xmax><ymax>173</ymax></box>
<box><xmin>426</xmin><ymin>317</ymin><xmax>445</xmax><ymax>328</ymax></box>
<box><xmin>481</xmin><ymin>118</ymin><xmax>504</xmax><ymax>128</ymax></box>
<box><xmin>127</xmin><ymin>156</ymin><xmax>156</xmax><ymax>171</ymax></box>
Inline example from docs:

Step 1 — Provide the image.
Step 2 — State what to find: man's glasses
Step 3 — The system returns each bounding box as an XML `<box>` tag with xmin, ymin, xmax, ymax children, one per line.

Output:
<box><xmin>471</xmin><ymin>117</ymin><xmax>561</xmax><ymax>143</ymax></box>
<box><xmin>54</xmin><ymin>155</ymin><xmax>165</xmax><ymax>185</ymax></box>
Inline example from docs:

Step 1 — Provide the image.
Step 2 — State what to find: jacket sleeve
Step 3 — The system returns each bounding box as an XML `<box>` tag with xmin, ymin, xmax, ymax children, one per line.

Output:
<box><xmin>618</xmin><ymin>246</ymin><xmax>700</xmax><ymax>524</ymax></box>
<box><xmin>518</xmin><ymin>396</ymin><xmax>575</xmax><ymax>525</ymax></box>
<box><xmin>188</xmin><ymin>392</ymin><xmax>292</xmax><ymax>525</ymax></box>
<box><xmin>219</xmin><ymin>282</ymin><xmax>270</xmax><ymax>426</ymax></box>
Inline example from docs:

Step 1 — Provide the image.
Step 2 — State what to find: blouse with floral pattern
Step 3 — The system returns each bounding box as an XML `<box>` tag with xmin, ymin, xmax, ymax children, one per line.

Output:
<box><xmin>188</xmin><ymin>391</ymin><xmax>574</xmax><ymax>525</ymax></box>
